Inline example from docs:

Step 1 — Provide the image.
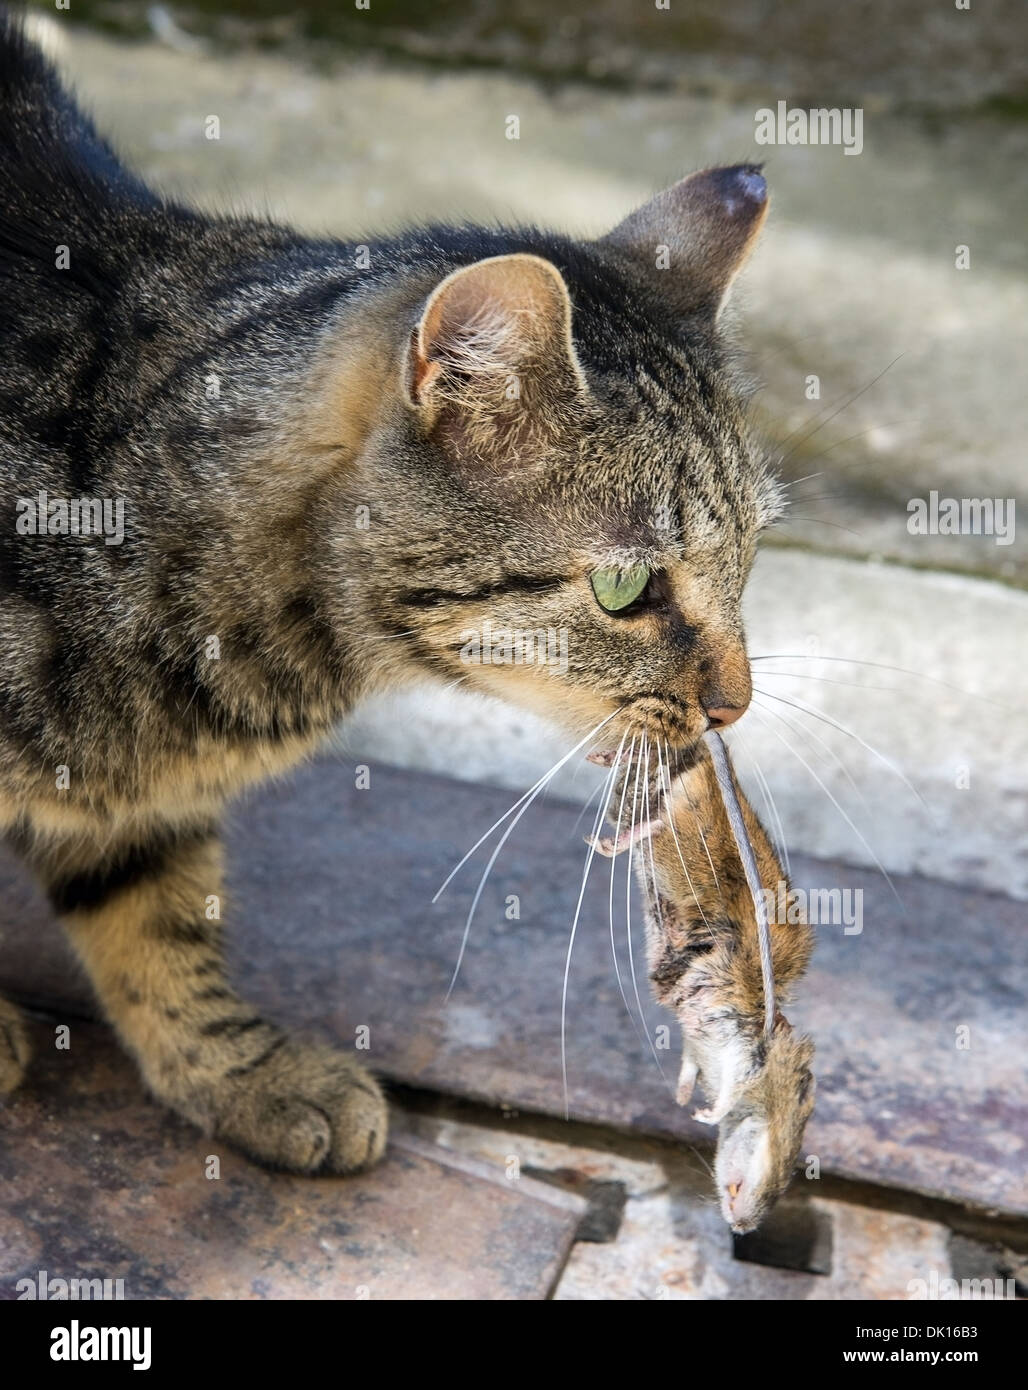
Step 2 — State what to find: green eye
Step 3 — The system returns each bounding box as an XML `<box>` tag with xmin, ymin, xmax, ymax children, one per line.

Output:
<box><xmin>590</xmin><ymin>564</ymin><xmax>650</xmax><ymax>613</ymax></box>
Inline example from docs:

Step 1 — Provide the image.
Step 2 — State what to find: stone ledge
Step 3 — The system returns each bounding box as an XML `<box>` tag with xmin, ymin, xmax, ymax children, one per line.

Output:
<box><xmin>2</xmin><ymin>756</ymin><xmax>1024</xmax><ymax>1219</ymax></box>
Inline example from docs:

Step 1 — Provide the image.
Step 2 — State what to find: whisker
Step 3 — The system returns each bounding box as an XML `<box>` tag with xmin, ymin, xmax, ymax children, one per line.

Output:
<box><xmin>772</xmin><ymin>376</ymin><xmax>874</xmax><ymax>458</ymax></box>
<box><xmin>624</xmin><ymin>738</ymin><xmax>645</xmax><ymax>1034</ymax></box>
<box><xmin>780</xmin><ymin>420</ymin><xmax>920</xmax><ymax>488</ymax></box>
<box><xmin>441</xmin><ymin>709</ymin><xmax>624</xmax><ymax>999</ymax></box>
<box><xmin>728</xmin><ymin>725</ymin><xmax>791</xmax><ymax>878</ymax></box>
<box><xmin>749</xmin><ymin>654</ymin><xmax>1009</xmax><ymax>710</ymax></box>
<box><xmin>643</xmin><ymin>737</ymin><xmax>659</xmax><ymax>927</ymax></box>
<box><xmin>643</xmin><ymin>751</ymin><xmax>675</xmax><ymax>1092</ymax></box>
<box><xmin>629</xmin><ymin>736</ymin><xmax>673</xmax><ymax>1091</ymax></box>
<box><xmin>778</xmin><ymin>354</ymin><xmax>905</xmax><ymax>469</ymax></box>
<box><xmin>777</xmin><ymin>492</ymin><xmax>856</xmax><ymax>506</ymax></box>
<box><xmin>707</xmin><ymin>731</ymin><xmax>776</xmax><ymax>1034</ymax></box>
<box><xmin>775</xmin><ymin>515</ymin><xmax>865</xmax><ymax>537</ymax></box>
<box><xmin>753</xmin><ymin>669</ymin><xmax>905</xmax><ymax>695</ymax></box>
<box><xmin>561</xmin><ymin>752</ymin><xmax>623</xmax><ymax>1118</ymax></box>
<box><xmin>599</xmin><ymin>737</ymin><xmax>679</xmax><ymax>1100</ymax></box>
<box><xmin>751</xmin><ymin>696</ymin><xmax>905</xmax><ymax>911</ymax></box>
<box><xmin>749</xmin><ymin>694</ymin><xmax>871</xmax><ymax>817</ymax></box>
<box><xmin>569</xmin><ymin>774</ymin><xmax>610</xmax><ymax>840</ymax></box>
<box><xmin>609</xmin><ymin>735</ymin><xmax>642</xmax><ymax>1029</ymax></box>
<box><xmin>433</xmin><ymin>708</ymin><xmax>622</xmax><ymax>904</ymax></box>
<box><xmin>684</xmin><ymin>779</ymin><xmax>722</xmax><ymax>900</ymax></box>
<box><xmin>657</xmin><ymin>740</ymin><xmax>714</xmax><ymax>937</ymax></box>
<box><xmin>445</xmin><ymin>773</ymin><xmax>552</xmax><ymax>1000</ymax></box>
<box><xmin>752</xmin><ymin>684</ymin><xmax>930</xmax><ymax>814</ymax></box>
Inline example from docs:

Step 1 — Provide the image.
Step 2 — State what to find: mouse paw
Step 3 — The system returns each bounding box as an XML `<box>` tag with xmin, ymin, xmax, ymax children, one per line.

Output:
<box><xmin>676</xmin><ymin>1056</ymin><xmax>698</xmax><ymax>1105</ymax></box>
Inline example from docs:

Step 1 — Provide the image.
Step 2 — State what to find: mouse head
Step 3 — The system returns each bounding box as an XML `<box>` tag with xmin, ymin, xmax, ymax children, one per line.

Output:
<box><xmin>713</xmin><ymin>1017</ymin><xmax>815</xmax><ymax>1233</ymax></box>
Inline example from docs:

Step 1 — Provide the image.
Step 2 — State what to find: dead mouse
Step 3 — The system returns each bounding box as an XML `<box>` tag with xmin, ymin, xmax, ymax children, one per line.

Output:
<box><xmin>589</xmin><ymin>738</ymin><xmax>816</xmax><ymax>1232</ymax></box>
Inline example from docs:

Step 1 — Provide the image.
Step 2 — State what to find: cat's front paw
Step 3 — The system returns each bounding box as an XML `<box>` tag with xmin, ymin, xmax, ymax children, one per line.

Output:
<box><xmin>213</xmin><ymin>1040</ymin><xmax>387</xmax><ymax>1175</ymax></box>
<box><xmin>0</xmin><ymin>995</ymin><xmax>31</xmax><ymax>1095</ymax></box>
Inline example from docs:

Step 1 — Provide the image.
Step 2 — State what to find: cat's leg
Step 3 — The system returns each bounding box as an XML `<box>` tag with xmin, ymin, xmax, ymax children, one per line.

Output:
<box><xmin>31</xmin><ymin>820</ymin><xmax>386</xmax><ymax>1172</ymax></box>
<box><xmin>0</xmin><ymin>993</ymin><xmax>31</xmax><ymax>1094</ymax></box>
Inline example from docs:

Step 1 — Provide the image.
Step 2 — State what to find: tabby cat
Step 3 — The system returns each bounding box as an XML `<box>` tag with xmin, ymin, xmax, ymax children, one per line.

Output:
<box><xmin>0</xmin><ymin>14</ymin><xmax>783</xmax><ymax>1172</ymax></box>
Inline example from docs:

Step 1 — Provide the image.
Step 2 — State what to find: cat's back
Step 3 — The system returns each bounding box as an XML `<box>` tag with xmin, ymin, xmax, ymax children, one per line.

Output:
<box><xmin>0</xmin><ymin>14</ymin><xmax>157</xmax><ymax>486</ymax></box>
<box><xmin>0</xmin><ymin>13</ymin><xmax>154</xmax><ymax>290</ymax></box>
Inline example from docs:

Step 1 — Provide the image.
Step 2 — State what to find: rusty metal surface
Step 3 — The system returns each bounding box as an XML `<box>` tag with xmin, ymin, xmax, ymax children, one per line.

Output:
<box><xmin>0</xmin><ymin>1021</ymin><xmax>583</xmax><ymax>1300</ymax></box>
<box><xmin>400</xmin><ymin>1110</ymin><xmax>969</xmax><ymax>1302</ymax></box>
<box><xmin>1</xmin><ymin>754</ymin><xmax>1025</xmax><ymax>1217</ymax></box>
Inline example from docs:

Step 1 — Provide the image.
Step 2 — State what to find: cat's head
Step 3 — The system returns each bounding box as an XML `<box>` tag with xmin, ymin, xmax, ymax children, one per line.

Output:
<box><xmin>342</xmin><ymin>165</ymin><xmax>783</xmax><ymax>754</ymax></box>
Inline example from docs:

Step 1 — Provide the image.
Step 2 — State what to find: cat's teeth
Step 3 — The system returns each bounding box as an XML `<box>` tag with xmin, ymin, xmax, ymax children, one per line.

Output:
<box><xmin>585</xmin><ymin>818</ymin><xmax>664</xmax><ymax>857</ymax></box>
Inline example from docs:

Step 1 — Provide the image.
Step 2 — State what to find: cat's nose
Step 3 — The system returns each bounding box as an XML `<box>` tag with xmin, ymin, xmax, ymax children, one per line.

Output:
<box><xmin>699</xmin><ymin>644</ymin><xmax>751</xmax><ymax>729</ymax></box>
<box><xmin>703</xmin><ymin>700</ymin><xmax>748</xmax><ymax>729</ymax></box>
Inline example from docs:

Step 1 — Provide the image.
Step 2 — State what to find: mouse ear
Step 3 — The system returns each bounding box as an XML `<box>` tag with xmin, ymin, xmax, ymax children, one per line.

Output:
<box><xmin>772</xmin><ymin>1007</ymin><xmax>792</xmax><ymax>1034</ymax></box>
<box><xmin>600</xmin><ymin>164</ymin><xmax>769</xmax><ymax>323</ymax></box>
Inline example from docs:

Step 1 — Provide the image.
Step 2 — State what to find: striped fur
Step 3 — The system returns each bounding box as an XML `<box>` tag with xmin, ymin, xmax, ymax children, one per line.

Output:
<box><xmin>0</xmin><ymin>13</ymin><xmax>781</xmax><ymax>1171</ymax></box>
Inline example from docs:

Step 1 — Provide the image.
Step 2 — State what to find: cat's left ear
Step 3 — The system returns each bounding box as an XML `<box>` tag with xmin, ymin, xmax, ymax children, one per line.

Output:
<box><xmin>404</xmin><ymin>253</ymin><xmax>586</xmax><ymax>464</ymax></box>
<box><xmin>601</xmin><ymin>164</ymin><xmax>769</xmax><ymax>323</ymax></box>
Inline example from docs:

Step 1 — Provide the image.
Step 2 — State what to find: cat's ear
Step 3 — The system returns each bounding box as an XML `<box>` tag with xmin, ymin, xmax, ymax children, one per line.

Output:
<box><xmin>404</xmin><ymin>253</ymin><xmax>585</xmax><ymax>463</ymax></box>
<box><xmin>601</xmin><ymin>164</ymin><xmax>768</xmax><ymax>323</ymax></box>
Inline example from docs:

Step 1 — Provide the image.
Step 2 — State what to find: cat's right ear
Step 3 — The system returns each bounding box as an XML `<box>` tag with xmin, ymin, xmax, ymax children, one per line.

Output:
<box><xmin>402</xmin><ymin>253</ymin><xmax>586</xmax><ymax>465</ymax></box>
<box><xmin>601</xmin><ymin>164</ymin><xmax>769</xmax><ymax>323</ymax></box>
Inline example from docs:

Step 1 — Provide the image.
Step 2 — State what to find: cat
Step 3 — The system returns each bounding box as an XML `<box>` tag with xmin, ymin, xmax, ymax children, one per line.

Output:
<box><xmin>0</xmin><ymin>12</ymin><xmax>784</xmax><ymax>1172</ymax></box>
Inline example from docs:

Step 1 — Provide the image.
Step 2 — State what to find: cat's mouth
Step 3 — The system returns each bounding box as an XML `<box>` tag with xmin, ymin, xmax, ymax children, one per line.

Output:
<box><xmin>592</xmin><ymin>696</ymin><xmax>706</xmax><ymax>765</ymax></box>
<box><xmin>583</xmin><ymin>725</ymin><xmax>700</xmax><ymax>858</ymax></box>
<box><xmin>622</xmin><ymin>692</ymin><xmax>703</xmax><ymax>746</ymax></box>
